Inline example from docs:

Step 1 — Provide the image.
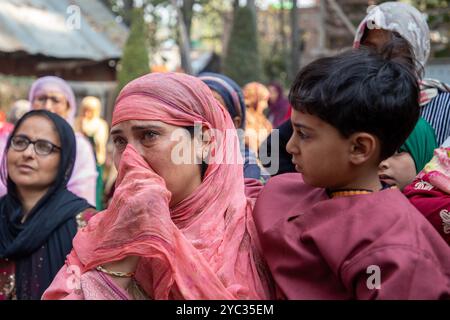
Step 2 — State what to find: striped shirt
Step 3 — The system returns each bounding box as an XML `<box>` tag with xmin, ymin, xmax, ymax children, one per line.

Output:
<box><xmin>420</xmin><ymin>92</ymin><xmax>450</xmax><ymax>146</ymax></box>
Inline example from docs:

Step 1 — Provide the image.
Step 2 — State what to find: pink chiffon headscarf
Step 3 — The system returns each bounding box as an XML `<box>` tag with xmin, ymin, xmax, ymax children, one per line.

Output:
<box><xmin>43</xmin><ymin>72</ymin><xmax>273</xmax><ymax>300</ymax></box>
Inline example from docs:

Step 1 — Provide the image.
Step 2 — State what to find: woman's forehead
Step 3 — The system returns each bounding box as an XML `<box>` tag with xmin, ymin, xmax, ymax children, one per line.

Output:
<box><xmin>34</xmin><ymin>90</ymin><xmax>67</xmax><ymax>99</ymax></box>
<box><xmin>16</xmin><ymin>116</ymin><xmax>59</xmax><ymax>141</ymax></box>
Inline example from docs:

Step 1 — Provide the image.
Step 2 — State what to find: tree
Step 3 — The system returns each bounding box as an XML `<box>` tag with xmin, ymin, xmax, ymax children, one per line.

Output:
<box><xmin>223</xmin><ymin>5</ymin><xmax>262</xmax><ymax>86</ymax></box>
<box><xmin>171</xmin><ymin>0</ymin><xmax>194</xmax><ymax>73</ymax></box>
<box><xmin>411</xmin><ymin>0</ymin><xmax>450</xmax><ymax>58</ymax></box>
<box><xmin>103</xmin><ymin>0</ymin><xmax>233</xmax><ymax>73</ymax></box>
<box><xmin>290</xmin><ymin>0</ymin><xmax>301</xmax><ymax>82</ymax></box>
<box><xmin>116</xmin><ymin>8</ymin><xmax>150</xmax><ymax>93</ymax></box>
<box><xmin>100</xmin><ymin>0</ymin><xmax>134</xmax><ymax>26</ymax></box>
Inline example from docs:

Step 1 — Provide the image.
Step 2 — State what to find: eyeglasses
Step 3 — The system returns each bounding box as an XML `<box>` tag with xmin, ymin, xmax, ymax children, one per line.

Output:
<box><xmin>34</xmin><ymin>95</ymin><xmax>65</xmax><ymax>105</ymax></box>
<box><xmin>11</xmin><ymin>135</ymin><xmax>61</xmax><ymax>156</ymax></box>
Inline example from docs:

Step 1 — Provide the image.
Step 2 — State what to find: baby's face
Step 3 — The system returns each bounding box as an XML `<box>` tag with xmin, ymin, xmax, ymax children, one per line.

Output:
<box><xmin>378</xmin><ymin>152</ymin><xmax>417</xmax><ymax>190</ymax></box>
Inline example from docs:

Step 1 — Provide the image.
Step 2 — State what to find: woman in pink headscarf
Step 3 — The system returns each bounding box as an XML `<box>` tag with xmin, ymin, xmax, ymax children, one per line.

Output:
<box><xmin>28</xmin><ymin>76</ymin><xmax>97</xmax><ymax>207</ymax></box>
<box><xmin>42</xmin><ymin>73</ymin><xmax>274</xmax><ymax>300</ymax></box>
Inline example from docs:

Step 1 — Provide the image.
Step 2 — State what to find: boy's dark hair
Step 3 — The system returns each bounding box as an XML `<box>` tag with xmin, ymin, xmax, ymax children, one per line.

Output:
<box><xmin>289</xmin><ymin>47</ymin><xmax>420</xmax><ymax>160</ymax></box>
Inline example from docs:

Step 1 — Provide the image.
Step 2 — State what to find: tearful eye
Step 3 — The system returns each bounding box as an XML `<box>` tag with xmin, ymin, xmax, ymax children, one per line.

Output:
<box><xmin>141</xmin><ymin>131</ymin><xmax>158</xmax><ymax>146</ymax></box>
<box><xmin>113</xmin><ymin>137</ymin><xmax>127</xmax><ymax>149</ymax></box>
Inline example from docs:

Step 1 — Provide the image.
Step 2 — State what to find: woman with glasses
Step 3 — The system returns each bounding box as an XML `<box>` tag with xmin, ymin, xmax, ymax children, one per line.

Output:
<box><xmin>0</xmin><ymin>110</ymin><xmax>95</xmax><ymax>300</ymax></box>
<box><xmin>26</xmin><ymin>76</ymin><xmax>97</xmax><ymax>208</ymax></box>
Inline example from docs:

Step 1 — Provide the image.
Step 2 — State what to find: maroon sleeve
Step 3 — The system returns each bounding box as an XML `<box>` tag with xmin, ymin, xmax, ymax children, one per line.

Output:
<box><xmin>341</xmin><ymin>246</ymin><xmax>450</xmax><ymax>299</ymax></box>
<box><xmin>244</xmin><ymin>178</ymin><xmax>264</xmax><ymax>199</ymax></box>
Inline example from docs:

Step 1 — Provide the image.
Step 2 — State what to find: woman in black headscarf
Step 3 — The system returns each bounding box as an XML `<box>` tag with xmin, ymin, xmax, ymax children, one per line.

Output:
<box><xmin>0</xmin><ymin>110</ymin><xmax>94</xmax><ymax>300</ymax></box>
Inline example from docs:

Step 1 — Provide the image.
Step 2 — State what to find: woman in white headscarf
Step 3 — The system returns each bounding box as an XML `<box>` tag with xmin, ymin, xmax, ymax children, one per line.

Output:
<box><xmin>354</xmin><ymin>1</ymin><xmax>450</xmax><ymax>145</ymax></box>
<box><xmin>75</xmin><ymin>96</ymin><xmax>109</xmax><ymax>210</ymax></box>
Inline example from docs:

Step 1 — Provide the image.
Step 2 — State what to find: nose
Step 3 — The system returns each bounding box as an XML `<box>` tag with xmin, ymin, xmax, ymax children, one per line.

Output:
<box><xmin>379</xmin><ymin>159</ymin><xmax>389</xmax><ymax>171</ymax></box>
<box><xmin>118</xmin><ymin>140</ymin><xmax>148</xmax><ymax>161</ymax></box>
<box><xmin>113</xmin><ymin>141</ymin><xmax>145</xmax><ymax>169</ymax></box>
<box><xmin>126</xmin><ymin>140</ymin><xmax>142</xmax><ymax>154</ymax></box>
<box><xmin>286</xmin><ymin>132</ymin><xmax>299</xmax><ymax>156</ymax></box>
<box><xmin>44</xmin><ymin>99</ymin><xmax>54</xmax><ymax>112</ymax></box>
<box><xmin>22</xmin><ymin>143</ymin><xmax>36</xmax><ymax>158</ymax></box>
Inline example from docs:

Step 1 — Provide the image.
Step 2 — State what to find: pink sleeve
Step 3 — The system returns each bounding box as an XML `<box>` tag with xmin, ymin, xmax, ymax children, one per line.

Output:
<box><xmin>42</xmin><ymin>262</ymin><xmax>85</xmax><ymax>300</ymax></box>
<box><xmin>0</xmin><ymin>182</ymin><xmax>6</xmax><ymax>199</ymax></box>
<box><xmin>0</xmin><ymin>131</ymin><xmax>10</xmax><ymax>198</ymax></box>
<box><xmin>42</xmin><ymin>253</ymin><xmax>131</xmax><ymax>300</ymax></box>
<box><xmin>67</xmin><ymin>134</ymin><xmax>98</xmax><ymax>206</ymax></box>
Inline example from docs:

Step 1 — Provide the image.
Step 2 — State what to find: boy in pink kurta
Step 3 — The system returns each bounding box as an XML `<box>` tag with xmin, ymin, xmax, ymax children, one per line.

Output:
<box><xmin>253</xmin><ymin>49</ymin><xmax>450</xmax><ymax>299</ymax></box>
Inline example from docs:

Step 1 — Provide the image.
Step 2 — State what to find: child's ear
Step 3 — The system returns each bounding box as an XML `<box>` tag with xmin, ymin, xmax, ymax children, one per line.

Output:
<box><xmin>348</xmin><ymin>133</ymin><xmax>379</xmax><ymax>165</ymax></box>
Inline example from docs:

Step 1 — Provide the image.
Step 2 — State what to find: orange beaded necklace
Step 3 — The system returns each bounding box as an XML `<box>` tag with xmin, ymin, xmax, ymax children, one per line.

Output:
<box><xmin>328</xmin><ymin>183</ymin><xmax>396</xmax><ymax>199</ymax></box>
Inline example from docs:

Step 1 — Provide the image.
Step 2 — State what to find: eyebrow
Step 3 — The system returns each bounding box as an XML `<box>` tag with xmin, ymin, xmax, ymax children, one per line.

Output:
<box><xmin>292</xmin><ymin>122</ymin><xmax>314</xmax><ymax>131</ymax></box>
<box><xmin>131</xmin><ymin>125</ymin><xmax>163</xmax><ymax>131</ymax></box>
<box><xmin>110</xmin><ymin>128</ymin><xmax>122</xmax><ymax>135</ymax></box>
<box><xmin>110</xmin><ymin>125</ymin><xmax>163</xmax><ymax>135</ymax></box>
<box><xmin>14</xmin><ymin>133</ymin><xmax>59</xmax><ymax>145</ymax></box>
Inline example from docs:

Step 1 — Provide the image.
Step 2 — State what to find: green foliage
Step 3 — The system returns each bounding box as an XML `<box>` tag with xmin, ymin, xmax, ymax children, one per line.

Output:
<box><xmin>262</xmin><ymin>50</ymin><xmax>289</xmax><ymax>88</ymax></box>
<box><xmin>116</xmin><ymin>8</ymin><xmax>150</xmax><ymax>93</ymax></box>
<box><xmin>408</xmin><ymin>0</ymin><xmax>450</xmax><ymax>58</ymax></box>
<box><xmin>223</xmin><ymin>6</ymin><xmax>262</xmax><ymax>86</ymax></box>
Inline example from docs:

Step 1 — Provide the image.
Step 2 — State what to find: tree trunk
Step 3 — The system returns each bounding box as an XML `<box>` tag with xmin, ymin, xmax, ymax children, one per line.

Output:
<box><xmin>290</xmin><ymin>0</ymin><xmax>300</xmax><ymax>82</ymax></box>
<box><xmin>171</xmin><ymin>0</ymin><xmax>193</xmax><ymax>74</ymax></box>
<box><xmin>318</xmin><ymin>0</ymin><xmax>326</xmax><ymax>52</ymax></box>
<box><xmin>233</xmin><ymin>0</ymin><xmax>239</xmax><ymax>11</ymax></box>
<box><xmin>280</xmin><ymin>0</ymin><xmax>287</xmax><ymax>56</ymax></box>
<box><xmin>181</xmin><ymin>0</ymin><xmax>195</xmax><ymax>38</ymax></box>
<box><xmin>122</xmin><ymin>0</ymin><xmax>134</xmax><ymax>27</ymax></box>
<box><xmin>247</xmin><ymin>0</ymin><xmax>256</xmax><ymax>12</ymax></box>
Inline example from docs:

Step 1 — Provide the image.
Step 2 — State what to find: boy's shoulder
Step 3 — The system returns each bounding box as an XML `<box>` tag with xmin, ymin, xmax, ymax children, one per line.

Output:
<box><xmin>258</xmin><ymin>172</ymin><xmax>323</xmax><ymax>200</ymax></box>
<box><xmin>255</xmin><ymin>175</ymin><xmax>438</xmax><ymax>251</ymax></box>
<box><xmin>253</xmin><ymin>173</ymin><xmax>328</xmax><ymax>234</ymax></box>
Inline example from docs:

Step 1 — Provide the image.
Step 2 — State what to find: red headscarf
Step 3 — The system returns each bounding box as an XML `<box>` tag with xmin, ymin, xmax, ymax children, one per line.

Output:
<box><xmin>43</xmin><ymin>73</ymin><xmax>273</xmax><ymax>300</ymax></box>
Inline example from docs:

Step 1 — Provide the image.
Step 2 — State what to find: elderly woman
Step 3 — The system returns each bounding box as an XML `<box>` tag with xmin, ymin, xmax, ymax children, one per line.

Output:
<box><xmin>0</xmin><ymin>110</ymin><xmax>94</xmax><ymax>300</ymax></box>
<box><xmin>42</xmin><ymin>73</ymin><xmax>274</xmax><ymax>300</ymax></box>
<box><xmin>28</xmin><ymin>76</ymin><xmax>97</xmax><ymax>207</ymax></box>
<box><xmin>354</xmin><ymin>1</ymin><xmax>450</xmax><ymax>145</ymax></box>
